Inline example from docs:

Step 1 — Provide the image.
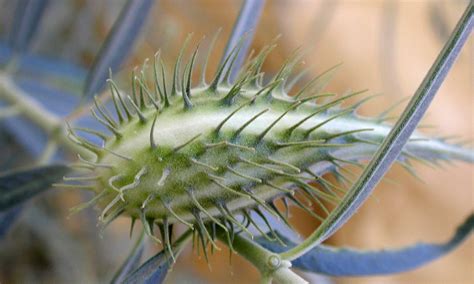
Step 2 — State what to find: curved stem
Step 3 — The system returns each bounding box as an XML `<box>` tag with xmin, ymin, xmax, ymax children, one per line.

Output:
<box><xmin>0</xmin><ymin>72</ymin><xmax>93</xmax><ymax>159</ymax></box>
<box><xmin>281</xmin><ymin>2</ymin><xmax>473</xmax><ymax>261</ymax></box>
<box><xmin>215</xmin><ymin>227</ymin><xmax>307</xmax><ymax>284</ymax></box>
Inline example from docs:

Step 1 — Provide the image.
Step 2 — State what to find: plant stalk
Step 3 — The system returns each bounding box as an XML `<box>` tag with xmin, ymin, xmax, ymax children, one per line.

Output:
<box><xmin>281</xmin><ymin>1</ymin><xmax>473</xmax><ymax>261</ymax></box>
<box><xmin>215</xmin><ymin>227</ymin><xmax>307</xmax><ymax>284</ymax></box>
<box><xmin>0</xmin><ymin>72</ymin><xmax>93</xmax><ymax>159</ymax></box>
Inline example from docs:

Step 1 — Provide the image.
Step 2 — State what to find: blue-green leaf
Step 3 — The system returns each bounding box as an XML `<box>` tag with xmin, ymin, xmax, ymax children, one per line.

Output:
<box><xmin>122</xmin><ymin>249</ymin><xmax>171</xmax><ymax>284</ymax></box>
<box><xmin>0</xmin><ymin>205</ymin><xmax>22</xmax><ymax>238</ymax></box>
<box><xmin>0</xmin><ymin>165</ymin><xmax>69</xmax><ymax>211</ymax></box>
<box><xmin>83</xmin><ymin>0</ymin><xmax>155</xmax><ymax>98</ymax></box>
<box><xmin>221</xmin><ymin>0</ymin><xmax>265</xmax><ymax>82</ymax></box>
<box><xmin>258</xmin><ymin>213</ymin><xmax>473</xmax><ymax>276</ymax></box>
<box><xmin>123</xmin><ymin>230</ymin><xmax>192</xmax><ymax>284</ymax></box>
<box><xmin>8</xmin><ymin>0</ymin><xmax>49</xmax><ymax>53</ymax></box>
<box><xmin>110</xmin><ymin>230</ymin><xmax>145</xmax><ymax>284</ymax></box>
<box><xmin>281</xmin><ymin>2</ymin><xmax>474</xmax><ymax>260</ymax></box>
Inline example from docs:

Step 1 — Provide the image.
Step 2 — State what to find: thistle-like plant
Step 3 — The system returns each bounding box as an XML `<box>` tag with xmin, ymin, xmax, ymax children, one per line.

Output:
<box><xmin>0</xmin><ymin>1</ymin><xmax>473</xmax><ymax>283</ymax></box>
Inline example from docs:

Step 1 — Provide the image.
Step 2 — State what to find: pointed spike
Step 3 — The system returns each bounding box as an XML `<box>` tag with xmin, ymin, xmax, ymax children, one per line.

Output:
<box><xmin>201</xmin><ymin>28</ymin><xmax>222</xmax><ymax>86</ymax></box>
<box><xmin>185</xmin><ymin>41</ymin><xmax>201</xmax><ymax>98</ymax></box>
<box><xmin>130</xmin><ymin>217</ymin><xmax>137</xmax><ymax>238</ymax></box>
<box><xmin>305</xmin><ymin>108</ymin><xmax>353</xmax><ymax>137</ymax></box>
<box><xmin>159</xmin><ymin>59</ymin><xmax>170</xmax><ymax>107</ymax></box>
<box><xmin>233</xmin><ymin>108</ymin><xmax>269</xmax><ymax>138</ymax></box>
<box><xmin>126</xmin><ymin>95</ymin><xmax>147</xmax><ymax>123</ymax></box>
<box><xmin>286</xmin><ymin>90</ymin><xmax>368</xmax><ymax>136</ymax></box>
<box><xmin>257</xmin><ymin>101</ymin><xmax>302</xmax><ymax>143</ymax></box>
<box><xmin>287</xmin><ymin>194</ymin><xmax>325</xmax><ymax>222</ymax></box>
<box><xmin>242</xmin><ymin>210</ymin><xmax>275</xmax><ymax>242</ymax></box>
<box><xmin>208</xmin><ymin>175</ymin><xmax>251</xmax><ymax>199</ymax></box>
<box><xmin>160</xmin><ymin>198</ymin><xmax>194</xmax><ymax>230</ymax></box>
<box><xmin>187</xmin><ymin>188</ymin><xmax>228</xmax><ymax>236</ymax></box>
<box><xmin>205</xmin><ymin>141</ymin><xmax>256</xmax><ymax>152</ymax></box>
<box><xmin>294</xmin><ymin>63</ymin><xmax>342</xmax><ymax>99</ymax></box>
<box><xmin>226</xmin><ymin>166</ymin><xmax>262</xmax><ymax>183</ymax></box>
<box><xmin>218</xmin><ymin>202</ymin><xmax>254</xmax><ymax>238</ymax></box>
<box><xmin>91</xmin><ymin>108</ymin><xmax>123</xmax><ymax>139</ymax></box>
<box><xmin>161</xmin><ymin>218</ymin><xmax>176</xmax><ymax>262</ymax></box>
<box><xmin>208</xmin><ymin>34</ymin><xmax>248</xmax><ymax>91</ymax></box>
<box><xmin>181</xmin><ymin>60</ymin><xmax>193</xmax><ymax>109</ymax></box>
<box><xmin>214</xmin><ymin>100</ymin><xmax>252</xmax><ymax>134</ymax></box>
<box><xmin>108</xmin><ymin>71</ymin><xmax>124</xmax><ymax>124</ymax></box>
<box><xmin>267</xmin><ymin>200</ymin><xmax>294</xmax><ymax>230</ymax></box>
<box><xmin>193</xmin><ymin>212</ymin><xmax>209</xmax><ymax>262</ymax></box>
<box><xmin>173</xmin><ymin>133</ymin><xmax>201</xmax><ymax>152</ymax></box>
<box><xmin>140</xmin><ymin>211</ymin><xmax>162</xmax><ymax>243</ymax></box>
<box><xmin>68</xmin><ymin>190</ymin><xmax>107</xmax><ymax>217</ymax></box>
<box><xmin>136</xmin><ymin>77</ymin><xmax>160</xmax><ymax>110</ymax></box>
<box><xmin>193</xmin><ymin>209</ymin><xmax>219</xmax><ymax>249</ymax></box>
<box><xmin>71</xmin><ymin>126</ymin><xmax>108</xmax><ymax>142</ymax></box>
<box><xmin>153</xmin><ymin>50</ymin><xmax>165</xmax><ymax>101</ymax></box>
<box><xmin>150</xmin><ymin>113</ymin><xmax>159</xmax><ymax>149</ymax></box>
<box><xmin>265</xmin><ymin>157</ymin><xmax>301</xmax><ymax>173</ymax></box>
<box><xmin>93</xmin><ymin>96</ymin><xmax>118</xmax><ymax>128</ymax></box>
<box><xmin>172</xmin><ymin>33</ymin><xmax>193</xmax><ymax>96</ymax></box>
<box><xmin>254</xmin><ymin>208</ymin><xmax>287</xmax><ymax>246</ymax></box>
<box><xmin>324</xmin><ymin>128</ymin><xmax>374</xmax><ymax>141</ymax></box>
<box><xmin>190</xmin><ymin>158</ymin><xmax>218</xmax><ymax>172</ymax></box>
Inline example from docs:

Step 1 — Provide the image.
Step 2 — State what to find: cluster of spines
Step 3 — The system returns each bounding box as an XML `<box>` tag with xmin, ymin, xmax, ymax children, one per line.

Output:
<box><xmin>61</xmin><ymin>33</ymin><xmax>454</xmax><ymax>262</ymax></box>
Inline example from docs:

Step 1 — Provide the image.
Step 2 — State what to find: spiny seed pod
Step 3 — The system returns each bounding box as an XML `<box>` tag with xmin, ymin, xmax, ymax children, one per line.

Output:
<box><xmin>64</xmin><ymin>36</ymin><xmax>473</xmax><ymax>260</ymax></box>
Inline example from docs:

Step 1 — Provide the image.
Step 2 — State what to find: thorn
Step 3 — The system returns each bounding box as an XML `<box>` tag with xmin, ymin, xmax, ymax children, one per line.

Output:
<box><xmin>135</xmin><ymin>77</ymin><xmax>160</xmax><ymax>110</ymax></box>
<box><xmin>205</xmin><ymin>141</ymin><xmax>256</xmax><ymax>152</ymax></box>
<box><xmin>126</xmin><ymin>95</ymin><xmax>147</xmax><ymax>123</ymax></box>
<box><xmin>201</xmin><ymin>28</ymin><xmax>222</xmax><ymax>86</ymax></box>
<box><xmin>256</xmin><ymin>101</ymin><xmax>302</xmax><ymax>143</ymax></box>
<box><xmin>208</xmin><ymin>175</ymin><xmax>251</xmax><ymax>199</ymax></box>
<box><xmin>232</xmin><ymin>109</ymin><xmax>269</xmax><ymax>139</ymax></box>
<box><xmin>173</xmin><ymin>133</ymin><xmax>201</xmax><ymax>152</ymax></box>
<box><xmin>161</xmin><ymin>218</ymin><xmax>176</xmax><ymax>262</ymax></box>
<box><xmin>103</xmin><ymin>147</ymin><xmax>134</xmax><ymax>161</ymax></box>
<box><xmin>293</xmin><ymin>63</ymin><xmax>342</xmax><ymax>99</ymax></box>
<box><xmin>93</xmin><ymin>97</ymin><xmax>118</xmax><ymax>128</ymax></box>
<box><xmin>150</xmin><ymin>113</ymin><xmax>159</xmax><ymax>149</ymax></box>
<box><xmin>265</xmin><ymin>157</ymin><xmax>301</xmax><ymax>173</ymax></box>
<box><xmin>286</xmin><ymin>90</ymin><xmax>368</xmax><ymax>136</ymax></box>
<box><xmin>214</xmin><ymin>100</ymin><xmax>253</xmax><ymax>134</ymax></box>
<box><xmin>187</xmin><ymin>188</ymin><xmax>228</xmax><ymax>234</ymax></box>
<box><xmin>130</xmin><ymin>217</ymin><xmax>137</xmax><ymax>238</ymax></box>
<box><xmin>226</xmin><ymin>166</ymin><xmax>262</xmax><ymax>183</ymax></box>
<box><xmin>68</xmin><ymin>190</ymin><xmax>107</xmax><ymax>217</ymax></box>
<box><xmin>90</xmin><ymin>109</ymin><xmax>123</xmax><ymax>139</ymax></box>
<box><xmin>324</xmin><ymin>128</ymin><xmax>373</xmax><ymax>141</ymax></box>
<box><xmin>107</xmin><ymin>71</ymin><xmax>124</xmax><ymax>124</ymax></box>
<box><xmin>71</xmin><ymin>126</ymin><xmax>108</xmax><ymax>142</ymax></box>
<box><xmin>161</xmin><ymin>198</ymin><xmax>194</xmax><ymax>230</ymax></box>
<box><xmin>208</xmin><ymin>35</ymin><xmax>246</xmax><ymax>90</ymax></box>
<box><xmin>217</xmin><ymin>202</ymin><xmax>254</xmax><ymax>238</ymax></box>
<box><xmin>140</xmin><ymin>211</ymin><xmax>162</xmax><ymax>243</ymax></box>
<box><xmin>190</xmin><ymin>158</ymin><xmax>218</xmax><ymax>171</ymax></box>
<box><xmin>77</xmin><ymin>154</ymin><xmax>113</xmax><ymax>169</ymax></box>
<box><xmin>305</xmin><ymin>108</ymin><xmax>353</xmax><ymax>136</ymax></box>
<box><xmin>172</xmin><ymin>33</ymin><xmax>193</xmax><ymax>97</ymax></box>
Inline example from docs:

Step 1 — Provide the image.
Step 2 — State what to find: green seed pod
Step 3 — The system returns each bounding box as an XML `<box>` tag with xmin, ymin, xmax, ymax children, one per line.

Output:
<box><xmin>66</xmin><ymin>39</ymin><xmax>473</xmax><ymax>258</ymax></box>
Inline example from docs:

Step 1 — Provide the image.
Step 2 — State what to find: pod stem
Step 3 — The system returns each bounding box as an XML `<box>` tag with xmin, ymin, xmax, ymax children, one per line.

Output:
<box><xmin>215</xmin><ymin>226</ymin><xmax>307</xmax><ymax>284</ymax></box>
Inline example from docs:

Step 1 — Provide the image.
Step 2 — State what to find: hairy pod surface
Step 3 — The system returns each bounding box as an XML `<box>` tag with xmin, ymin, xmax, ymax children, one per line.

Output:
<box><xmin>65</xmin><ymin>39</ymin><xmax>473</xmax><ymax>255</ymax></box>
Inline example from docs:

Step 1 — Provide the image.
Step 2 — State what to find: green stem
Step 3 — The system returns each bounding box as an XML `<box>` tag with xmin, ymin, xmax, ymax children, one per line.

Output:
<box><xmin>281</xmin><ymin>1</ymin><xmax>473</xmax><ymax>261</ymax></box>
<box><xmin>0</xmin><ymin>72</ymin><xmax>93</xmax><ymax>159</ymax></box>
<box><xmin>215</xmin><ymin>227</ymin><xmax>307</xmax><ymax>284</ymax></box>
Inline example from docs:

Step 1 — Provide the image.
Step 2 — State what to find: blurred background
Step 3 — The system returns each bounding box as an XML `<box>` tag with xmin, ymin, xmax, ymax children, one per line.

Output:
<box><xmin>0</xmin><ymin>0</ymin><xmax>472</xmax><ymax>283</ymax></box>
